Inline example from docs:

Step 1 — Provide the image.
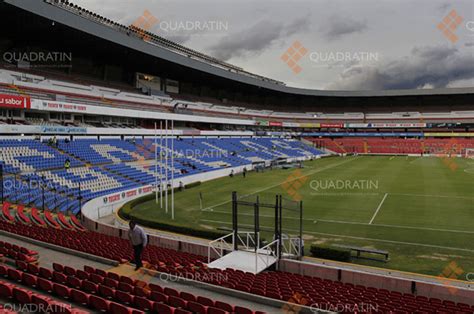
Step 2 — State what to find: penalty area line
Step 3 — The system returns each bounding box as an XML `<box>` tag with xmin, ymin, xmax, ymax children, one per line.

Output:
<box><xmin>369</xmin><ymin>193</ymin><xmax>388</xmax><ymax>225</ymax></box>
<box><xmin>199</xmin><ymin>156</ymin><xmax>361</xmax><ymax>212</ymax></box>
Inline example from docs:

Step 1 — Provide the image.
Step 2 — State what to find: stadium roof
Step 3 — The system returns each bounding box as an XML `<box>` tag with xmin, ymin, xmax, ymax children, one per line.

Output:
<box><xmin>3</xmin><ymin>0</ymin><xmax>474</xmax><ymax>99</ymax></box>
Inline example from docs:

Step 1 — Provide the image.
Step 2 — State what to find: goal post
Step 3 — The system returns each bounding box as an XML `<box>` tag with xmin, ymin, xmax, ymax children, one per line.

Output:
<box><xmin>465</xmin><ymin>148</ymin><xmax>474</xmax><ymax>159</ymax></box>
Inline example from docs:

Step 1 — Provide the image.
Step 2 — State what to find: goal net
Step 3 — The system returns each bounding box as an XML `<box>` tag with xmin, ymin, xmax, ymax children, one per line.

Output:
<box><xmin>465</xmin><ymin>148</ymin><xmax>474</xmax><ymax>159</ymax></box>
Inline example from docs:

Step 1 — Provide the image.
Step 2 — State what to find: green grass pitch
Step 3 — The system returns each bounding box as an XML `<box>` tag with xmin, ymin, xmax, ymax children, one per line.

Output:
<box><xmin>130</xmin><ymin>156</ymin><xmax>474</xmax><ymax>278</ymax></box>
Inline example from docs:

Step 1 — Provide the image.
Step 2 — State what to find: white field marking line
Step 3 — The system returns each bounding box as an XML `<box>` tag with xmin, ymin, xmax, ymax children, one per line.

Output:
<box><xmin>199</xmin><ymin>219</ymin><xmax>474</xmax><ymax>253</ymax></box>
<box><xmin>390</xmin><ymin>192</ymin><xmax>474</xmax><ymax>200</ymax></box>
<box><xmin>409</xmin><ymin>157</ymin><xmax>421</xmax><ymax>164</ymax></box>
<box><xmin>464</xmin><ymin>168</ymin><xmax>474</xmax><ymax>175</ymax></box>
<box><xmin>200</xmin><ymin>156</ymin><xmax>361</xmax><ymax>211</ymax></box>
<box><xmin>204</xmin><ymin>210</ymin><xmax>474</xmax><ymax>234</ymax></box>
<box><xmin>369</xmin><ymin>193</ymin><xmax>388</xmax><ymax>224</ymax></box>
<box><xmin>389</xmin><ymin>156</ymin><xmax>395</xmax><ymax>160</ymax></box>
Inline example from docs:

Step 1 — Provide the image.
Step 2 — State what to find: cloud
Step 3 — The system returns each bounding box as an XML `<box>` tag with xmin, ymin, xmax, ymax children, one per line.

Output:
<box><xmin>320</xmin><ymin>15</ymin><xmax>368</xmax><ymax>40</ymax></box>
<box><xmin>326</xmin><ymin>45</ymin><xmax>474</xmax><ymax>90</ymax></box>
<box><xmin>207</xmin><ymin>16</ymin><xmax>310</xmax><ymax>61</ymax></box>
<box><xmin>436</xmin><ymin>2</ymin><xmax>451</xmax><ymax>13</ymax></box>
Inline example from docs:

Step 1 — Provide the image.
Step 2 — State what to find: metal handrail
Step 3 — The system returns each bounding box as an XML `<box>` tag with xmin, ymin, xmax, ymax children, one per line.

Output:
<box><xmin>256</xmin><ymin>239</ymin><xmax>279</xmax><ymax>273</ymax></box>
<box><xmin>207</xmin><ymin>232</ymin><xmax>233</xmax><ymax>263</ymax></box>
<box><xmin>236</xmin><ymin>231</ymin><xmax>256</xmax><ymax>250</ymax></box>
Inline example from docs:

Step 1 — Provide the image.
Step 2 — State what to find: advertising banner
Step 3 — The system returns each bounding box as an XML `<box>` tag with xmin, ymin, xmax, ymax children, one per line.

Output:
<box><xmin>424</xmin><ymin>132</ymin><xmax>474</xmax><ymax>137</ymax></box>
<box><xmin>369</xmin><ymin>123</ymin><xmax>426</xmax><ymax>128</ymax></box>
<box><xmin>304</xmin><ymin>132</ymin><xmax>424</xmax><ymax>137</ymax></box>
<box><xmin>320</xmin><ymin>123</ymin><xmax>344</xmax><ymax>128</ymax></box>
<box><xmin>255</xmin><ymin>120</ymin><xmax>269</xmax><ymax>126</ymax></box>
<box><xmin>269</xmin><ymin>121</ymin><xmax>283</xmax><ymax>127</ymax></box>
<box><xmin>0</xmin><ymin>94</ymin><xmax>31</xmax><ymax>109</ymax></box>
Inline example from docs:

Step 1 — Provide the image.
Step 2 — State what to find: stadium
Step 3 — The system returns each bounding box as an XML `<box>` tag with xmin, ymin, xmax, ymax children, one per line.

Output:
<box><xmin>0</xmin><ymin>0</ymin><xmax>473</xmax><ymax>313</ymax></box>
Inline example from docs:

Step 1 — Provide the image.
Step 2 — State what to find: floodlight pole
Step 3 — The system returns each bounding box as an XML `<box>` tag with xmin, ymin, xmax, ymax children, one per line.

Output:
<box><xmin>274</xmin><ymin>194</ymin><xmax>279</xmax><ymax>265</ymax></box>
<box><xmin>171</xmin><ymin>119</ymin><xmax>175</xmax><ymax>220</ymax></box>
<box><xmin>159</xmin><ymin>121</ymin><xmax>163</xmax><ymax>208</ymax></box>
<box><xmin>300</xmin><ymin>200</ymin><xmax>303</xmax><ymax>259</ymax></box>
<box><xmin>155</xmin><ymin>122</ymin><xmax>158</xmax><ymax>204</ymax></box>
<box><xmin>254</xmin><ymin>197</ymin><xmax>259</xmax><ymax>253</ymax></box>
<box><xmin>232</xmin><ymin>191</ymin><xmax>238</xmax><ymax>251</ymax></box>
<box><xmin>165</xmin><ymin>119</ymin><xmax>169</xmax><ymax>214</ymax></box>
<box><xmin>278</xmin><ymin>195</ymin><xmax>282</xmax><ymax>259</ymax></box>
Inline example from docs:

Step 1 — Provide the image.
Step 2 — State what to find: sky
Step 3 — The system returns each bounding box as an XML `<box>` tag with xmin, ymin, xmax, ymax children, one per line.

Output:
<box><xmin>79</xmin><ymin>0</ymin><xmax>474</xmax><ymax>91</ymax></box>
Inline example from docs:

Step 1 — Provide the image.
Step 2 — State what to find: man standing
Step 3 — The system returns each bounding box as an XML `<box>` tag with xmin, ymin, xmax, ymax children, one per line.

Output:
<box><xmin>128</xmin><ymin>221</ymin><xmax>148</xmax><ymax>270</ymax></box>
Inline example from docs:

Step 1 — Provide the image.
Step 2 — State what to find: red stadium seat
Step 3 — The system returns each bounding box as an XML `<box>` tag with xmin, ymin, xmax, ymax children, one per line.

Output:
<box><xmin>116</xmin><ymin>289</ymin><xmax>134</xmax><ymax>305</ymax></box>
<box><xmin>187</xmin><ymin>301</ymin><xmax>207</xmax><ymax>314</ymax></box>
<box><xmin>53</xmin><ymin>283</ymin><xmax>71</xmax><ymax>299</ymax></box>
<box><xmin>150</xmin><ymin>291</ymin><xmax>168</xmax><ymax>303</ymax></box>
<box><xmin>0</xmin><ymin>282</ymin><xmax>13</xmax><ymax>299</ymax></box>
<box><xmin>37</xmin><ymin>278</ymin><xmax>53</xmax><ymax>293</ymax></box>
<box><xmin>53</xmin><ymin>263</ymin><xmax>64</xmax><ymax>273</ymax></box>
<box><xmin>208</xmin><ymin>307</ymin><xmax>228</xmax><ymax>314</ymax></box>
<box><xmin>168</xmin><ymin>295</ymin><xmax>187</xmax><ymax>308</ymax></box>
<box><xmin>67</xmin><ymin>276</ymin><xmax>82</xmax><ymax>289</ymax></box>
<box><xmin>215</xmin><ymin>301</ymin><xmax>234</xmax><ymax>313</ymax></box>
<box><xmin>99</xmin><ymin>284</ymin><xmax>115</xmax><ymax>299</ymax></box>
<box><xmin>7</xmin><ymin>268</ymin><xmax>22</xmax><ymax>282</ymax></box>
<box><xmin>39</xmin><ymin>267</ymin><xmax>53</xmax><ymax>280</ymax></box>
<box><xmin>134</xmin><ymin>296</ymin><xmax>153</xmax><ymax>311</ymax></box>
<box><xmin>197</xmin><ymin>295</ymin><xmax>214</xmax><ymax>307</ymax></box>
<box><xmin>110</xmin><ymin>302</ymin><xmax>136</xmax><ymax>314</ymax></box>
<box><xmin>89</xmin><ymin>295</ymin><xmax>110</xmax><ymax>312</ymax></box>
<box><xmin>149</xmin><ymin>283</ymin><xmax>163</xmax><ymax>293</ymax></box>
<box><xmin>22</xmin><ymin>273</ymin><xmax>38</xmax><ymax>288</ymax></box>
<box><xmin>154</xmin><ymin>303</ymin><xmax>175</xmax><ymax>314</ymax></box>
<box><xmin>82</xmin><ymin>280</ymin><xmax>98</xmax><ymax>294</ymax></box>
<box><xmin>71</xmin><ymin>289</ymin><xmax>89</xmax><ymax>306</ymax></box>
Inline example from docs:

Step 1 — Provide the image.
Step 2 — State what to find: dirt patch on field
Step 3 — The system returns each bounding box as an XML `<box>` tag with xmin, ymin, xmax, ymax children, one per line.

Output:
<box><xmin>199</xmin><ymin>224</ymin><xmax>215</xmax><ymax>230</ymax></box>
<box><xmin>311</xmin><ymin>237</ymin><xmax>343</xmax><ymax>245</ymax></box>
<box><xmin>433</xmin><ymin>253</ymin><xmax>465</xmax><ymax>259</ymax></box>
<box><xmin>417</xmin><ymin>255</ymin><xmax>448</xmax><ymax>261</ymax></box>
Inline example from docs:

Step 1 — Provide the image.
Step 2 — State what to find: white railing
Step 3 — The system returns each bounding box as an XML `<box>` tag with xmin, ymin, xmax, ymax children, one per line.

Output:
<box><xmin>236</xmin><ymin>231</ymin><xmax>257</xmax><ymax>251</ymax></box>
<box><xmin>289</xmin><ymin>237</ymin><xmax>302</xmax><ymax>257</ymax></box>
<box><xmin>207</xmin><ymin>232</ymin><xmax>234</xmax><ymax>263</ymax></box>
<box><xmin>280</xmin><ymin>236</ymin><xmax>302</xmax><ymax>257</ymax></box>
<box><xmin>256</xmin><ymin>239</ymin><xmax>279</xmax><ymax>273</ymax></box>
<box><xmin>207</xmin><ymin>231</ymin><xmax>259</xmax><ymax>263</ymax></box>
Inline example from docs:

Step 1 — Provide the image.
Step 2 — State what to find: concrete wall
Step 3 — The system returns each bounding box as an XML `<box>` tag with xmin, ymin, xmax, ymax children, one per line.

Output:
<box><xmin>278</xmin><ymin>259</ymin><xmax>474</xmax><ymax>306</ymax></box>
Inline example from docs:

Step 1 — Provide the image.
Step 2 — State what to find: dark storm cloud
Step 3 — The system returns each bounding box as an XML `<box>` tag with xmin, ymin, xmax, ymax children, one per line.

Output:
<box><xmin>320</xmin><ymin>15</ymin><xmax>368</xmax><ymax>41</ymax></box>
<box><xmin>327</xmin><ymin>45</ymin><xmax>474</xmax><ymax>90</ymax></box>
<box><xmin>207</xmin><ymin>16</ymin><xmax>310</xmax><ymax>61</ymax></box>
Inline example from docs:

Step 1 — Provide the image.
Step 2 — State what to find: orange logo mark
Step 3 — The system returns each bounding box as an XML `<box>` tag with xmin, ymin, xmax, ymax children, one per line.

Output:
<box><xmin>437</xmin><ymin>10</ymin><xmax>463</xmax><ymax>43</ymax></box>
<box><xmin>281</xmin><ymin>41</ymin><xmax>308</xmax><ymax>74</ymax></box>
<box><xmin>131</xmin><ymin>10</ymin><xmax>158</xmax><ymax>41</ymax></box>
<box><xmin>281</xmin><ymin>292</ymin><xmax>309</xmax><ymax>314</ymax></box>
<box><xmin>439</xmin><ymin>138</ymin><xmax>460</xmax><ymax>171</ymax></box>
<box><xmin>438</xmin><ymin>261</ymin><xmax>463</xmax><ymax>295</ymax></box>
<box><xmin>281</xmin><ymin>169</ymin><xmax>308</xmax><ymax>201</ymax></box>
